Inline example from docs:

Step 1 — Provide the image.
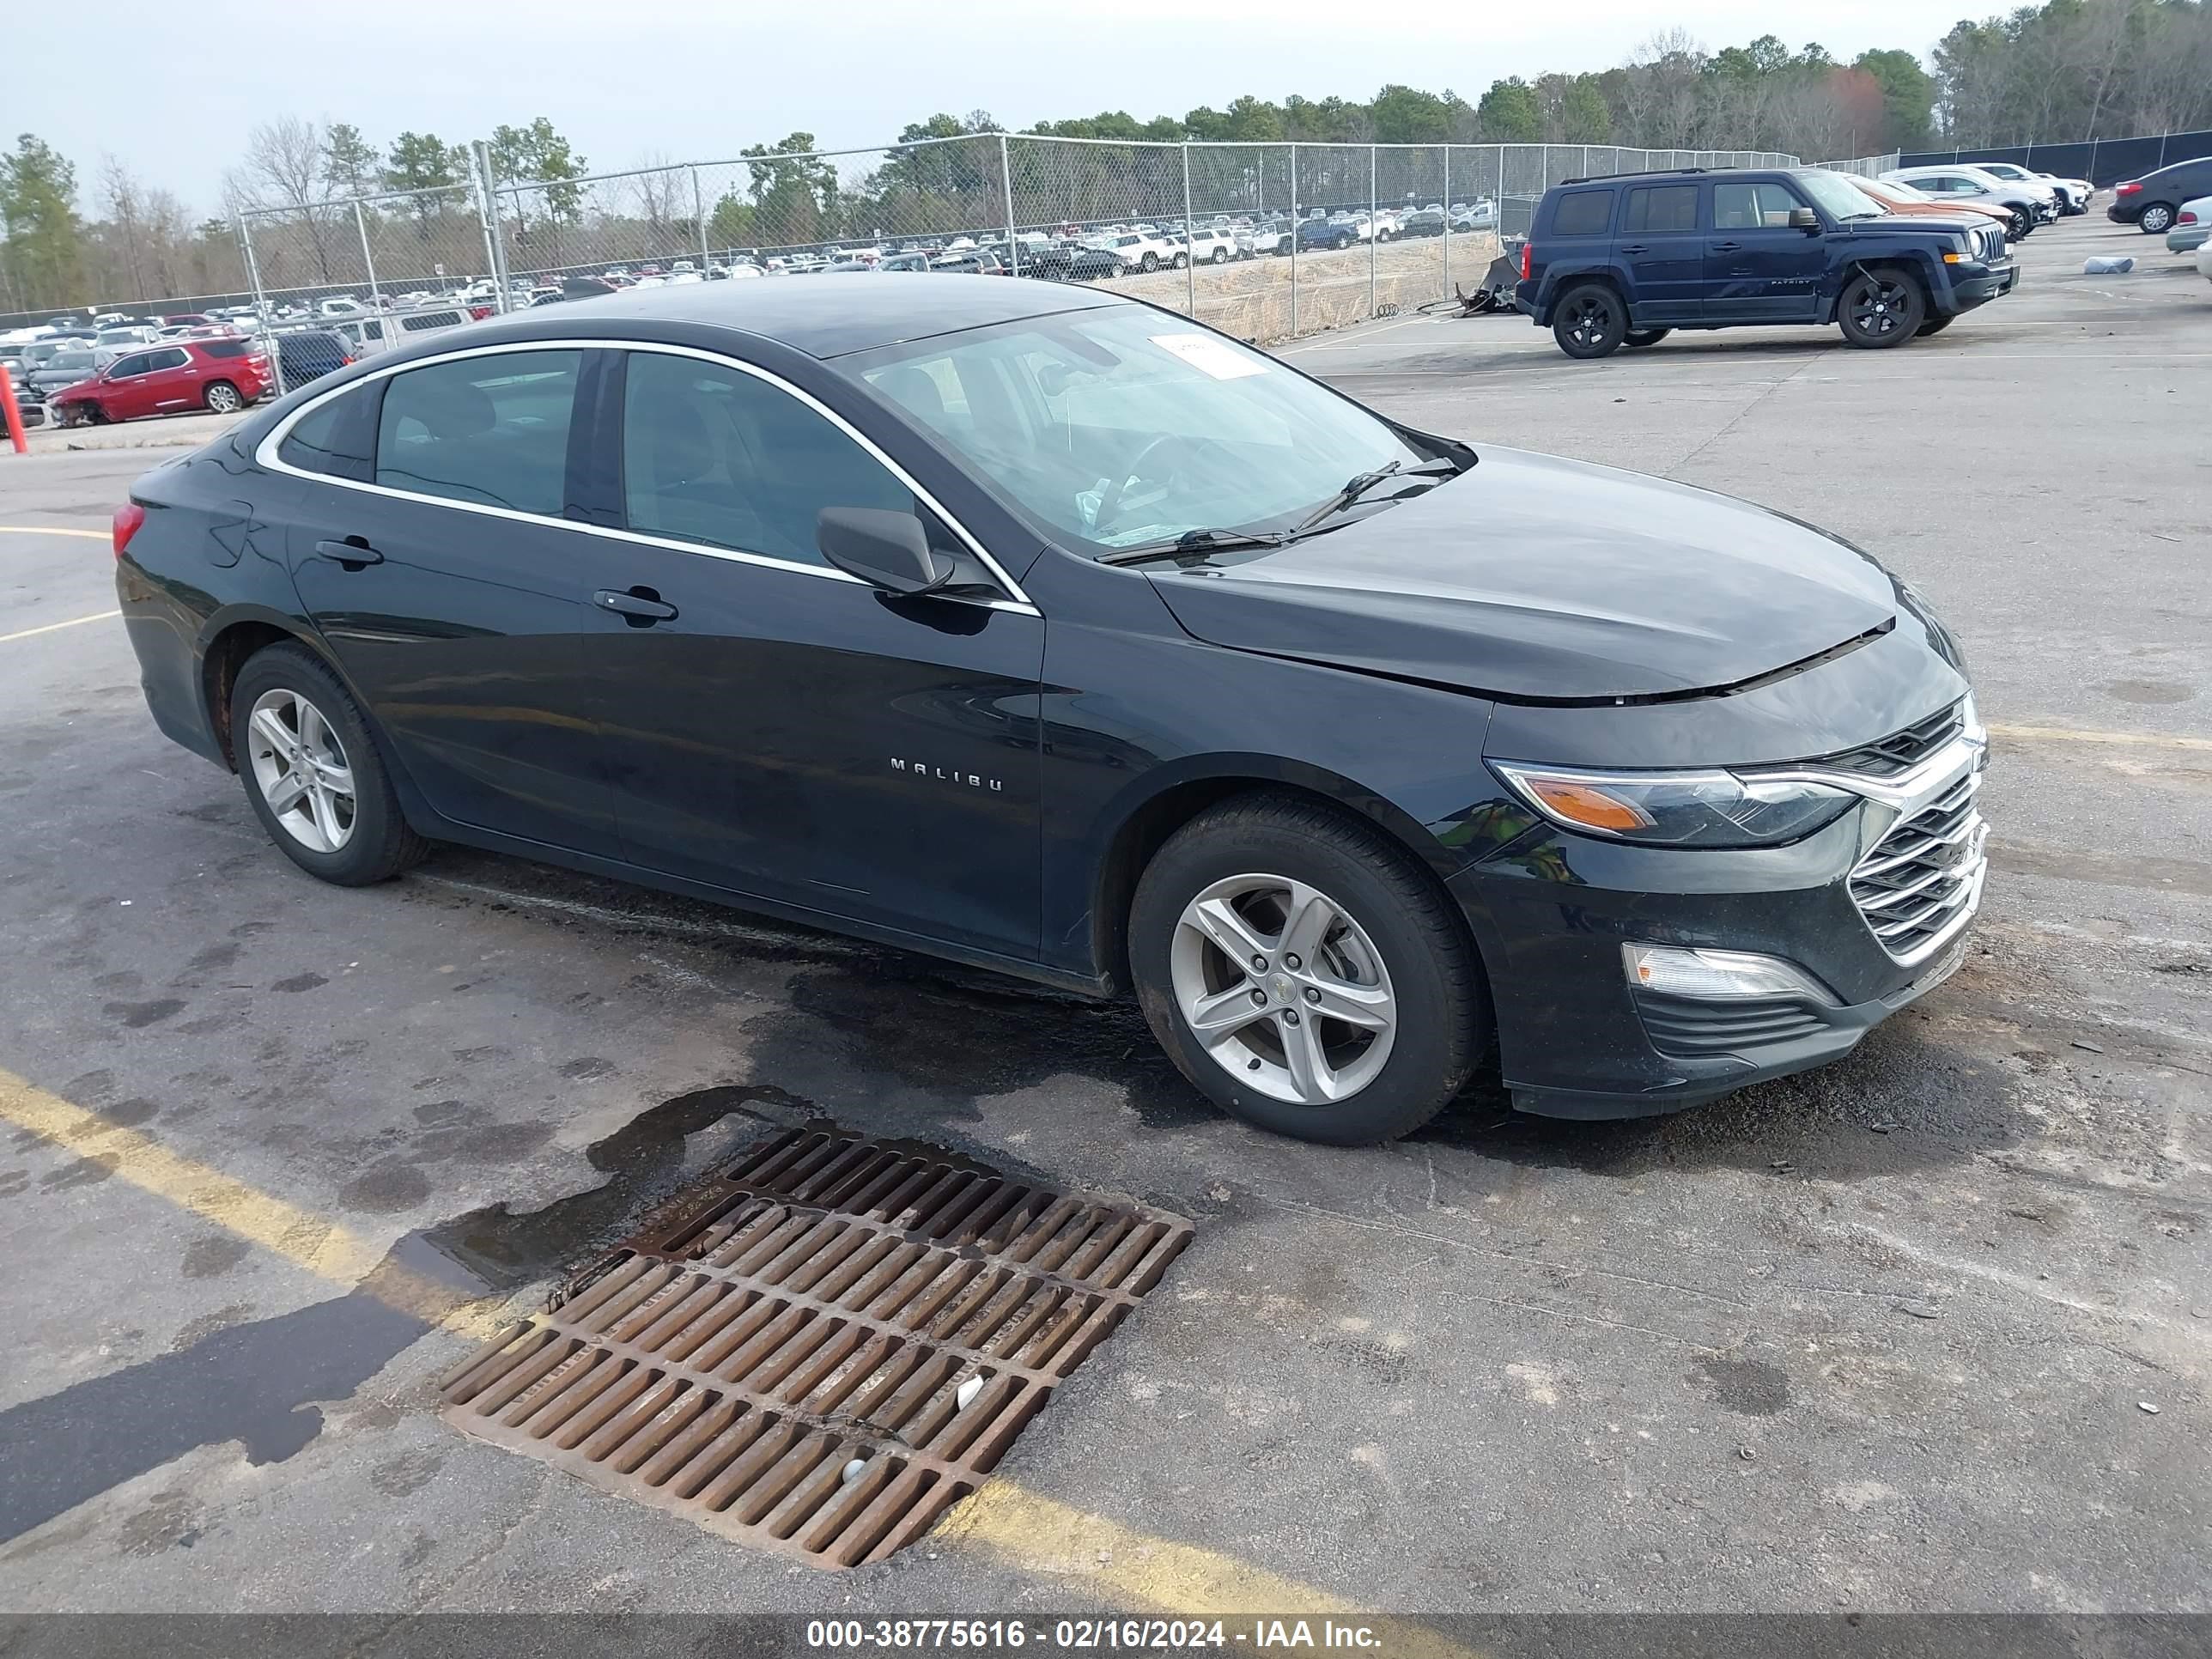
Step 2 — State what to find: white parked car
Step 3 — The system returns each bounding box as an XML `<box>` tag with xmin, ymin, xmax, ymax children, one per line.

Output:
<box><xmin>1182</xmin><ymin>227</ymin><xmax>1242</xmax><ymax>265</ymax></box>
<box><xmin>91</xmin><ymin>325</ymin><xmax>158</xmax><ymax>368</ymax></box>
<box><xmin>2196</xmin><ymin>238</ymin><xmax>2212</xmax><ymax>285</ymax></box>
<box><xmin>1100</xmin><ymin>229</ymin><xmax>1183</xmax><ymax>272</ymax></box>
<box><xmin>1969</xmin><ymin>161</ymin><xmax>2093</xmax><ymax>215</ymax></box>
<box><xmin>316</xmin><ymin>296</ymin><xmax>365</xmax><ymax>319</ymax></box>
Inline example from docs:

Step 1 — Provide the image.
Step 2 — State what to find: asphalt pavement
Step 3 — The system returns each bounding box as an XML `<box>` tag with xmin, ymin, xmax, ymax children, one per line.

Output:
<box><xmin>0</xmin><ymin>212</ymin><xmax>2205</xmax><ymax>1628</ymax></box>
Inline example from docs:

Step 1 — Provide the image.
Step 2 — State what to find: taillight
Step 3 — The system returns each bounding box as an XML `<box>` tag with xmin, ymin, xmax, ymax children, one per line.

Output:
<box><xmin>2181</xmin><ymin>210</ymin><xmax>2199</xmax><ymax>225</ymax></box>
<box><xmin>112</xmin><ymin>502</ymin><xmax>145</xmax><ymax>560</ymax></box>
<box><xmin>2116</xmin><ymin>181</ymin><xmax>2142</xmax><ymax>195</ymax></box>
<box><xmin>1519</xmin><ymin>241</ymin><xmax>1533</xmax><ymax>281</ymax></box>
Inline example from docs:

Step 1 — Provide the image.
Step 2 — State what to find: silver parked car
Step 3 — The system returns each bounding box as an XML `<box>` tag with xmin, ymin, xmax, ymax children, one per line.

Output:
<box><xmin>2166</xmin><ymin>194</ymin><xmax>2212</xmax><ymax>254</ymax></box>
<box><xmin>1969</xmin><ymin>161</ymin><xmax>2094</xmax><ymax>215</ymax></box>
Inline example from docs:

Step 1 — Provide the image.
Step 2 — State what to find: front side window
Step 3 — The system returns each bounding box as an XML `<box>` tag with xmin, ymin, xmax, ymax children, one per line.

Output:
<box><xmin>108</xmin><ymin>353</ymin><xmax>150</xmax><ymax>379</ymax></box>
<box><xmin>850</xmin><ymin>304</ymin><xmax>1429</xmax><ymax>554</ymax></box>
<box><xmin>375</xmin><ymin>349</ymin><xmax>580</xmax><ymax>514</ymax></box>
<box><xmin>1714</xmin><ymin>181</ymin><xmax>1808</xmax><ymax>228</ymax></box>
<box><xmin>621</xmin><ymin>350</ymin><xmax>912</xmax><ymax>566</ymax></box>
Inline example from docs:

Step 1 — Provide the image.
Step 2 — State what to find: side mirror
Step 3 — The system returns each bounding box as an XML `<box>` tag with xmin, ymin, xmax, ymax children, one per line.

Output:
<box><xmin>1787</xmin><ymin>206</ymin><xmax>1820</xmax><ymax>231</ymax></box>
<box><xmin>817</xmin><ymin>507</ymin><xmax>954</xmax><ymax>595</ymax></box>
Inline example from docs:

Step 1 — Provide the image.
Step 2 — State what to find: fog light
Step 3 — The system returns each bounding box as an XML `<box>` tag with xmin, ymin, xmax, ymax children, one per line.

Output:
<box><xmin>1622</xmin><ymin>944</ymin><xmax>1837</xmax><ymax>1004</ymax></box>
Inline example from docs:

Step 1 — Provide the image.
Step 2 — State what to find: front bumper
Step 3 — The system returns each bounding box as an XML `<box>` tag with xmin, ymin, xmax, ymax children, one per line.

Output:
<box><xmin>1451</xmin><ymin>724</ymin><xmax>1988</xmax><ymax>1119</ymax></box>
<box><xmin>1951</xmin><ymin>258</ymin><xmax>2020</xmax><ymax>307</ymax></box>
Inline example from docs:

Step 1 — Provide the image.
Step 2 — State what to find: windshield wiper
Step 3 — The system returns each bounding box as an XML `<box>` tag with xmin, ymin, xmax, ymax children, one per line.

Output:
<box><xmin>1097</xmin><ymin>526</ymin><xmax>1291</xmax><ymax>566</ymax></box>
<box><xmin>1291</xmin><ymin>454</ymin><xmax>1461</xmax><ymax>535</ymax></box>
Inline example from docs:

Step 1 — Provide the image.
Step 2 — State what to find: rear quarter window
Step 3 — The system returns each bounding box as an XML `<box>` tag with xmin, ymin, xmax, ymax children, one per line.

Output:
<box><xmin>200</xmin><ymin>339</ymin><xmax>252</xmax><ymax>359</ymax></box>
<box><xmin>1549</xmin><ymin>189</ymin><xmax>1615</xmax><ymax>237</ymax></box>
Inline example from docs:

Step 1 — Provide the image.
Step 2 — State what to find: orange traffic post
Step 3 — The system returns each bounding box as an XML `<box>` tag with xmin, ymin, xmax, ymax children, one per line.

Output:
<box><xmin>0</xmin><ymin>366</ymin><xmax>26</xmax><ymax>455</ymax></box>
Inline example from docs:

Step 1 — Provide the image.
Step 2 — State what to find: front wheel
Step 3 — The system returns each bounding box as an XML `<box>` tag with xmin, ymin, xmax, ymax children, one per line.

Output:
<box><xmin>2138</xmin><ymin>203</ymin><xmax>2176</xmax><ymax>234</ymax></box>
<box><xmin>229</xmin><ymin>642</ymin><xmax>428</xmax><ymax>885</ymax></box>
<box><xmin>1553</xmin><ymin>283</ymin><xmax>1627</xmax><ymax>358</ymax></box>
<box><xmin>1622</xmin><ymin>327</ymin><xmax>1671</xmax><ymax>348</ymax></box>
<box><xmin>203</xmin><ymin>380</ymin><xmax>243</xmax><ymax>413</ymax></box>
<box><xmin>1837</xmin><ymin>269</ymin><xmax>1925</xmax><ymax>348</ymax></box>
<box><xmin>1172</xmin><ymin>251</ymin><xmax>1189</xmax><ymax>269</ymax></box>
<box><xmin>1130</xmin><ymin>793</ymin><xmax>1490</xmax><ymax>1145</ymax></box>
<box><xmin>1211</xmin><ymin>246</ymin><xmax>1227</xmax><ymax>264</ymax></box>
<box><xmin>1140</xmin><ymin>252</ymin><xmax>1159</xmax><ymax>272</ymax></box>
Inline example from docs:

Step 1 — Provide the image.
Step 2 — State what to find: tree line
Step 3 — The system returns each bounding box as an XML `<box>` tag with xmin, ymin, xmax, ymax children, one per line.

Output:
<box><xmin>6</xmin><ymin>1</ymin><xmax>2210</xmax><ymax>313</ymax></box>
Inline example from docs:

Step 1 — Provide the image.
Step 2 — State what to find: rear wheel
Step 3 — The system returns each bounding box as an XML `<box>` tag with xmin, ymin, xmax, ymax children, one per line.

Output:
<box><xmin>1140</xmin><ymin>252</ymin><xmax>1159</xmax><ymax>273</ymax></box>
<box><xmin>203</xmin><ymin>380</ymin><xmax>243</xmax><ymax>413</ymax></box>
<box><xmin>229</xmin><ymin>642</ymin><xmax>428</xmax><ymax>886</ymax></box>
<box><xmin>2137</xmin><ymin>202</ymin><xmax>2176</xmax><ymax>234</ymax></box>
<box><xmin>1211</xmin><ymin>246</ymin><xmax>1227</xmax><ymax>264</ymax></box>
<box><xmin>1838</xmin><ymin>268</ymin><xmax>1925</xmax><ymax>348</ymax></box>
<box><xmin>1129</xmin><ymin>793</ymin><xmax>1489</xmax><ymax>1145</ymax></box>
<box><xmin>1553</xmin><ymin>283</ymin><xmax>1627</xmax><ymax>358</ymax></box>
<box><xmin>1622</xmin><ymin>327</ymin><xmax>1672</xmax><ymax>348</ymax></box>
<box><xmin>1172</xmin><ymin>251</ymin><xmax>1189</xmax><ymax>269</ymax></box>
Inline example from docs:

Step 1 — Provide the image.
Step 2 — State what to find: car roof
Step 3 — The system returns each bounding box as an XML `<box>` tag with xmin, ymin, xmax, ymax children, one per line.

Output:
<box><xmin>387</xmin><ymin>272</ymin><xmax>1127</xmax><ymax>362</ymax></box>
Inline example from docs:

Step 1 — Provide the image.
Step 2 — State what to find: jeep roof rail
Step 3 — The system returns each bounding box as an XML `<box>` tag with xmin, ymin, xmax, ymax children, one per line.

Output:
<box><xmin>1560</xmin><ymin>165</ymin><xmax>1774</xmax><ymax>185</ymax></box>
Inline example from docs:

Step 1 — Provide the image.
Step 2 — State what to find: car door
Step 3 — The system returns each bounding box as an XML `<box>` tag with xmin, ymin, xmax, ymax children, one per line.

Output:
<box><xmin>139</xmin><ymin>346</ymin><xmax>199</xmax><ymax>413</ymax></box>
<box><xmin>1705</xmin><ymin>180</ymin><xmax>1826</xmax><ymax>322</ymax></box>
<box><xmin>1617</xmin><ymin>182</ymin><xmax>1706</xmax><ymax>323</ymax></box>
<box><xmin>571</xmin><ymin>346</ymin><xmax>1045</xmax><ymax>959</ymax></box>
<box><xmin>100</xmin><ymin>352</ymin><xmax>159</xmax><ymax>418</ymax></box>
<box><xmin>272</xmin><ymin>345</ymin><xmax>618</xmax><ymax>854</ymax></box>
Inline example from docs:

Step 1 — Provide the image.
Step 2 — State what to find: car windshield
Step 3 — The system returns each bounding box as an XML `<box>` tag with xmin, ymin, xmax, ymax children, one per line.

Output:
<box><xmin>849</xmin><ymin>304</ymin><xmax>1437</xmax><ymax>555</ymax></box>
<box><xmin>1794</xmin><ymin>168</ymin><xmax>1886</xmax><ymax>220</ymax></box>
<box><xmin>1869</xmin><ymin>178</ymin><xmax>1931</xmax><ymax>203</ymax></box>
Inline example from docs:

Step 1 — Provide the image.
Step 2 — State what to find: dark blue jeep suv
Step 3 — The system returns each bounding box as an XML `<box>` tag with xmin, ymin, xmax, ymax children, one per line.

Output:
<box><xmin>1516</xmin><ymin>166</ymin><xmax>2018</xmax><ymax>358</ymax></box>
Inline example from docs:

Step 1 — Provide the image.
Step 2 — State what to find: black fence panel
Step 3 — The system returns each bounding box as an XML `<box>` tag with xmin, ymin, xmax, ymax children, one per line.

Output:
<box><xmin>1902</xmin><ymin>129</ymin><xmax>2212</xmax><ymax>185</ymax></box>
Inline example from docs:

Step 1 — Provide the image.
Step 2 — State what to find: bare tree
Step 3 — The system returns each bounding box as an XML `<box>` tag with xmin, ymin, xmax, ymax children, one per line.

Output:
<box><xmin>234</xmin><ymin>116</ymin><xmax>337</xmax><ymax>283</ymax></box>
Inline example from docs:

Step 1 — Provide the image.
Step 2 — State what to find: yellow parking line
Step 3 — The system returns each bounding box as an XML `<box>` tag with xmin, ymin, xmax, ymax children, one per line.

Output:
<box><xmin>0</xmin><ymin>1066</ymin><xmax>1476</xmax><ymax>1644</ymax></box>
<box><xmin>0</xmin><ymin>609</ymin><xmax>119</xmax><ymax>644</ymax></box>
<box><xmin>0</xmin><ymin>526</ymin><xmax>109</xmax><ymax>539</ymax></box>
<box><xmin>1990</xmin><ymin>721</ymin><xmax>2212</xmax><ymax>752</ymax></box>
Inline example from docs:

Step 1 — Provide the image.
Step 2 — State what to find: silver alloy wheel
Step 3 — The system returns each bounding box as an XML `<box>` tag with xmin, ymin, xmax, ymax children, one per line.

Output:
<box><xmin>204</xmin><ymin>381</ymin><xmax>242</xmax><ymax>413</ymax></box>
<box><xmin>246</xmin><ymin>688</ymin><xmax>356</xmax><ymax>854</ymax></box>
<box><xmin>1168</xmin><ymin>872</ymin><xmax>1397</xmax><ymax>1106</ymax></box>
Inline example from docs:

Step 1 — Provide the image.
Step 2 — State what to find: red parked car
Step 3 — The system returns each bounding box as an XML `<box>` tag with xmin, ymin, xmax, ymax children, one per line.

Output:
<box><xmin>47</xmin><ymin>337</ymin><xmax>273</xmax><ymax>426</ymax></box>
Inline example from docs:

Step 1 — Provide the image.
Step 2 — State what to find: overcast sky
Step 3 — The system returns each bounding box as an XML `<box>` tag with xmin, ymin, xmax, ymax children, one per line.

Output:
<box><xmin>17</xmin><ymin>0</ymin><xmax>1961</xmax><ymax>216</ymax></box>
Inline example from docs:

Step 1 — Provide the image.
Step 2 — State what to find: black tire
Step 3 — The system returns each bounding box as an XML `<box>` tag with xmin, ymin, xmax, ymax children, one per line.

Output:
<box><xmin>203</xmin><ymin>379</ymin><xmax>243</xmax><ymax>413</ymax></box>
<box><xmin>228</xmin><ymin>641</ymin><xmax>428</xmax><ymax>886</ymax></box>
<box><xmin>1553</xmin><ymin>283</ymin><xmax>1628</xmax><ymax>358</ymax></box>
<box><xmin>1837</xmin><ymin>268</ymin><xmax>1925</xmax><ymax>348</ymax></box>
<box><xmin>1622</xmin><ymin>327</ymin><xmax>1671</xmax><ymax>348</ymax></box>
<box><xmin>2137</xmin><ymin>202</ymin><xmax>2175</xmax><ymax>235</ymax></box>
<box><xmin>1172</xmin><ymin>251</ymin><xmax>1189</xmax><ymax>269</ymax></box>
<box><xmin>1129</xmin><ymin>792</ymin><xmax>1491</xmax><ymax>1146</ymax></box>
<box><xmin>1140</xmin><ymin>252</ymin><xmax>1159</xmax><ymax>273</ymax></box>
<box><xmin>1914</xmin><ymin>313</ymin><xmax>1955</xmax><ymax>337</ymax></box>
<box><xmin>2011</xmin><ymin>210</ymin><xmax>2034</xmax><ymax>239</ymax></box>
<box><xmin>1211</xmin><ymin>246</ymin><xmax>1227</xmax><ymax>264</ymax></box>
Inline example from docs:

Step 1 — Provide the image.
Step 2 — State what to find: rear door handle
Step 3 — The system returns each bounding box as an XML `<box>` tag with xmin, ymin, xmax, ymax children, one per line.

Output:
<box><xmin>1618</xmin><ymin>243</ymin><xmax>1648</xmax><ymax>254</ymax></box>
<box><xmin>593</xmin><ymin>587</ymin><xmax>678</xmax><ymax>623</ymax></box>
<box><xmin>1710</xmin><ymin>240</ymin><xmax>1742</xmax><ymax>252</ymax></box>
<box><xmin>313</xmin><ymin>538</ymin><xmax>382</xmax><ymax>566</ymax></box>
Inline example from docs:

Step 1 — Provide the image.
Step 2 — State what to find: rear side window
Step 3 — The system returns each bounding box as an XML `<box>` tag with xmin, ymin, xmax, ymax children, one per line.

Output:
<box><xmin>621</xmin><ymin>350</ymin><xmax>912</xmax><ymax>566</ymax></box>
<box><xmin>279</xmin><ymin>387</ymin><xmax>379</xmax><ymax>483</ymax></box>
<box><xmin>1549</xmin><ymin>190</ymin><xmax>1614</xmax><ymax>236</ymax></box>
<box><xmin>375</xmin><ymin>349</ymin><xmax>581</xmax><ymax>515</ymax></box>
<box><xmin>201</xmin><ymin>339</ymin><xmax>252</xmax><ymax>359</ymax></box>
<box><xmin>400</xmin><ymin>310</ymin><xmax>465</xmax><ymax>332</ymax></box>
<box><xmin>1623</xmin><ymin>185</ymin><xmax>1699</xmax><ymax>233</ymax></box>
<box><xmin>145</xmin><ymin>348</ymin><xmax>189</xmax><ymax>373</ymax></box>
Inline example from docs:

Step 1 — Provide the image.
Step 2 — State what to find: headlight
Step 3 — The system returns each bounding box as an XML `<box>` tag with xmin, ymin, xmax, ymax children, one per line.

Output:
<box><xmin>1490</xmin><ymin>761</ymin><xmax>1855</xmax><ymax>848</ymax></box>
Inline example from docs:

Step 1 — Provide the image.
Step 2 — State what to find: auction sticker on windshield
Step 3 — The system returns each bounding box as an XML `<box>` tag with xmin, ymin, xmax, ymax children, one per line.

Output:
<box><xmin>1150</xmin><ymin>333</ymin><xmax>1267</xmax><ymax>379</ymax></box>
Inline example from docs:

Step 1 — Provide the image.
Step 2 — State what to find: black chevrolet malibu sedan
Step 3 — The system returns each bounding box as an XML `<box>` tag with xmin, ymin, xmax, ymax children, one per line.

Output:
<box><xmin>113</xmin><ymin>276</ymin><xmax>1986</xmax><ymax>1144</ymax></box>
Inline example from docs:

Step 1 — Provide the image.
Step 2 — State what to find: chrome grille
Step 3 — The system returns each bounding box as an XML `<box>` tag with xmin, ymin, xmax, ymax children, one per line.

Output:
<box><xmin>1822</xmin><ymin>701</ymin><xmax>1965</xmax><ymax>780</ymax></box>
<box><xmin>1850</xmin><ymin>770</ymin><xmax>1987</xmax><ymax>962</ymax></box>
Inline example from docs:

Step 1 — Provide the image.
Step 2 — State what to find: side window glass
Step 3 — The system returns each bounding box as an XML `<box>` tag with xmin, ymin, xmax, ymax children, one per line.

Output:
<box><xmin>622</xmin><ymin>351</ymin><xmax>913</xmax><ymax>566</ymax></box>
<box><xmin>111</xmin><ymin>353</ymin><xmax>149</xmax><ymax>378</ymax></box>
<box><xmin>1624</xmin><ymin>185</ymin><xmax>1698</xmax><ymax>233</ymax></box>
<box><xmin>280</xmin><ymin>388</ymin><xmax>378</xmax><ymax>483</ymax></box>
<box><xmin>1713</xmin><ymin>184</ymin><xmax>1759</xmax><ymax>228</ymax></box>
<box><xmin>149</xmin><ymin>348</ymin><xmax>189</xmax><ymax>372</ymax></box>
<box><xmin>1550</xmin><ymin>190</ymin><xmax>1613</xmax><ymax>236</ymax></box>
<box><xmin>375</xmin><ymin>350</ymin><xmax>580</xmax><ymax>515</ymax></box>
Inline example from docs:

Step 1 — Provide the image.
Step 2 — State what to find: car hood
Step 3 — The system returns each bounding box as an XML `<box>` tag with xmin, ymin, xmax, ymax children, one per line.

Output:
<box><xmin>1143</xmin><ymin>446</ymin><xmax>1902</xmax><ymax>703</ymax></box>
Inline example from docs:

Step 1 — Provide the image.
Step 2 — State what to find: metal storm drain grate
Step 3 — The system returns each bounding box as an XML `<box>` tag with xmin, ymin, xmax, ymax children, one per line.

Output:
<box><xmin>437</xmin><ymin>1127</ymin><xmax>1193</xmax><ymax>1567</ymax></box>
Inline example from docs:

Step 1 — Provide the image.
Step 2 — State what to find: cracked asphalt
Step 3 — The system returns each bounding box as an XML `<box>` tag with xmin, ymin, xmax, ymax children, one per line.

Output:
<box><xmin>0</xmin><ymin>212</ymin><xmax>2205</xmax><ymax>1621</ymax></box>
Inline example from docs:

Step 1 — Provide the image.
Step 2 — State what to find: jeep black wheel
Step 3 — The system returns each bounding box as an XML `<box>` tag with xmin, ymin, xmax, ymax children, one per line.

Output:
<box><xmin>1838</xmin><ymin>269</ymin><xmax>1924</xmax><ymax>348</ymax></box>
<box><xmin>1553</xmin><ymin>284</ymin><xmax>1627</xmax><ymax>359</ymax></box>
<box><xmin>1130</xmin><ymin>793</ymin><xmax>1490</xmax><ymax>1145</ymax></box>
<box><xmin>1622</xmin><ymin>327</ymin><xmax>1671</xmax><ymax>348</ymax></box>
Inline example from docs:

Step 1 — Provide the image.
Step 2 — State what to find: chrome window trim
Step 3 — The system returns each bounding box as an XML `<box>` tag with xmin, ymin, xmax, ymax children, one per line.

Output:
<box><xmin>254</xmin><ymin>336</ymin><xmax>1036</xmax><ymax>613</ymax></box>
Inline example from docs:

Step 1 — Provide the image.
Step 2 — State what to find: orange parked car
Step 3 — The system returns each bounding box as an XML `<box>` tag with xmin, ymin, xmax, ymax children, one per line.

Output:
<box><xmin>1847</xmin><ymin>175</ymin><xmax>2018</xmax><ymax>239</ymax></box>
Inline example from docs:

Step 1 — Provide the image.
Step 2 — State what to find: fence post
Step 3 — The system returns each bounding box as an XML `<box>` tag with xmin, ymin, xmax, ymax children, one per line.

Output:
<box><xmin>1288</xmin><ymin>143</ymin><xmax>1298</xmax><ymax>339</ymax></box>
<box><xmin>237</xmin><ymin>215</ymin><xmax>280</xmax><ymax>394</ymax></box>
<box><xmin>352</xmin><ymin>199</ymin><xmax>381</xmax><ymax>313</ymax></box>
<box><xmin>1441</xmin><ymin>145</ymin><xmax>1451</xmax><ymax>297</ymax></box>
<box><xmin>1182</xmin><ymin>143</ymin><xmax>1197</xmax><ymax>316</ymax></box>
<box><xmin>1000</xmin><ymin>133</ymin><xmax>1020</xmax><ymax>277</ymax></box>
<box><xmin>692</xmin><ymin>166</ymin><xmax>712</xmax><ymax>271</ymax></box>
<box><xmin>1368</xmin><ymin>145</ymin><xmax>1378</xmax><ymax>318</ymax></box>
<box><xmin>470</xmin><ymin>140</ymin><xmax>509</xmax><ymax>312</ymax></box>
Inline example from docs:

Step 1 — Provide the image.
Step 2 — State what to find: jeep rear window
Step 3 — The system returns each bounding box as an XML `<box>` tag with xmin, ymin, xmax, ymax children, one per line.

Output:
<box><xmin>1623</xmin><ymin>185</ymin><xmax>1698</xmax><ymax>233</ymax></box>
<box><xmin>1550</xmin><ymin>190</ymin><xmax>1613</xmax><ymax>236</ymax></box>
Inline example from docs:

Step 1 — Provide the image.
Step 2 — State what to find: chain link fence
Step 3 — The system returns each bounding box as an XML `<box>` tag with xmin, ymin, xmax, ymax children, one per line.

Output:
<box><xmin>3</xmin><ymin>137</ymin><xmax>1803</xmax><ymax>374</ymax></box>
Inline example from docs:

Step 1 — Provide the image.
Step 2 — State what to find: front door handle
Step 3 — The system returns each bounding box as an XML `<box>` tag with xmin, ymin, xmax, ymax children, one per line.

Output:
<box><xmin>1710</xmin><ymin>240</ymin><xmax>1742</xmax><ymax>252</ymax></box>
<box><xmin>593</xmin><ymin>586</ymin><xmax>678</xmax><ymax>623</ymax></box>
<box><xmin>313</xmin><ymin>537</ymin><xmax>382</xmax><ymax>566</ymax></box>
<box><xmin>1618</xmin><ymin>243</ymin><xmax>1648</xmax><ymax>255</ymax></box>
